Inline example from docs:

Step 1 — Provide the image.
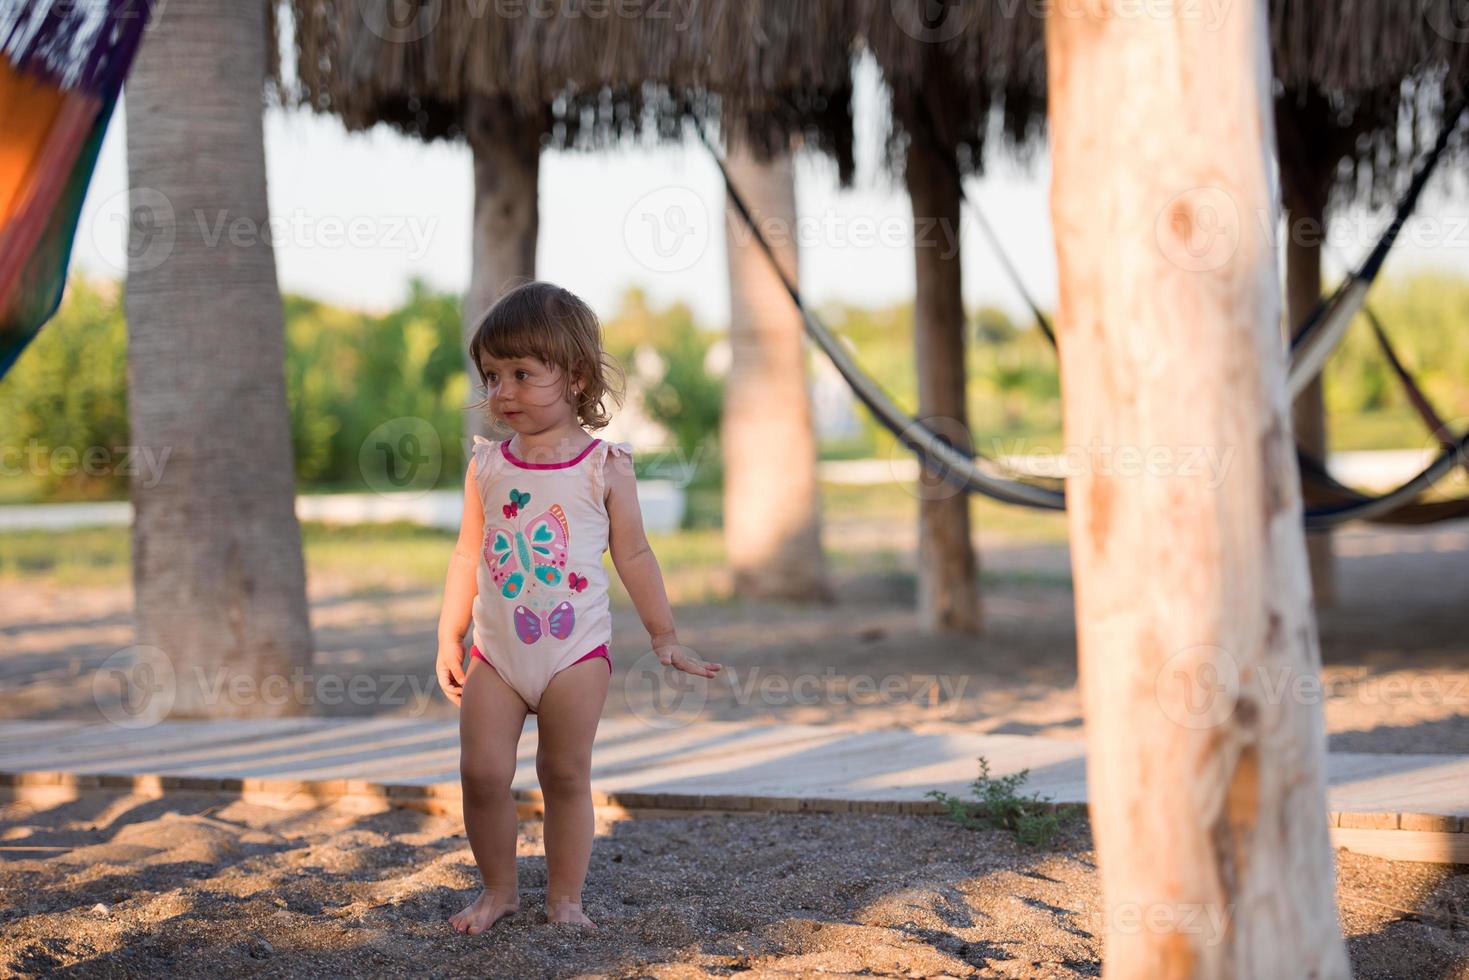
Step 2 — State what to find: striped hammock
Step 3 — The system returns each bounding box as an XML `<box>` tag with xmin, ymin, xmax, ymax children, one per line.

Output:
<box><xmin>0</xmin><ymin>0</ymin><xmax>153</xmax><ymax>380</ymax></box>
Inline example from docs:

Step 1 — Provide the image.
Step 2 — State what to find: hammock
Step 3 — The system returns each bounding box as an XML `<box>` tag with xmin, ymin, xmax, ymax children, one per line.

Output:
<box><xmin>1286</xmin><ymin>101</ymin><xmax>1467</xmax><ymax>399</ymax></box>
<box><xmin>909</xmin><ymin>92</ymin><xmax>1469</xmax><ymax>528</ymax></box>
<box><xmin>0</xmin><ymin>0</ymin><xmax>154</xmax><ymax>381</ymax></box>
<box><xmin>695</xmin><ymin>108</ymin><xmax>1469</xmax><ymax>528</ymax></box>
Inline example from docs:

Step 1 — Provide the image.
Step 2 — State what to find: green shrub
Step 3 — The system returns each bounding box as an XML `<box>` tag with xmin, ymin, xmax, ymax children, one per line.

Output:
<box><xmin>926</xmin><ymin>756</ymin><xmax>1082</xmax><ymax>848</ymax></box>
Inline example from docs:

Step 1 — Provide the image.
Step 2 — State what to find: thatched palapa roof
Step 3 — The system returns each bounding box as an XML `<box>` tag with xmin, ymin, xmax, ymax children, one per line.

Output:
<box><xmin>851</xmin><ymin>1</ymin><xmax>1469</xmax><ymax>207</ymax></box>
<box><xmin>279</xmin><ymin>0</ymin><xmax>859</xmax><ymax>184</ymax></box>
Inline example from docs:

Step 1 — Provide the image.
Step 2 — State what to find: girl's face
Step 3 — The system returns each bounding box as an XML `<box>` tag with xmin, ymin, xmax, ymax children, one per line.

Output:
<box><xmin>481</xmin><ymin>355</ymin><xmax>582</xmax><ymax>433</ymax></box>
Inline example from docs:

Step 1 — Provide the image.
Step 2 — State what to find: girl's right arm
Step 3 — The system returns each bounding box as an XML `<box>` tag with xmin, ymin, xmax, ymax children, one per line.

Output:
<box><xmin>435</xmin><ymin>459</ymin><xmax>484</xmax><ymax>705</ymax></box>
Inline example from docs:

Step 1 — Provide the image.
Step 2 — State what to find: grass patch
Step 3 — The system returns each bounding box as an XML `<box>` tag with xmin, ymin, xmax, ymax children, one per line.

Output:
<box><xmin>0</xmin><ymin>480</ymin><xmax>1076</xmax><ymax>592</ymax></box>
<box><xmin>927</xmin><ymin>756</ymin><xmax>1082</xmax><ymax>848</ymax></box>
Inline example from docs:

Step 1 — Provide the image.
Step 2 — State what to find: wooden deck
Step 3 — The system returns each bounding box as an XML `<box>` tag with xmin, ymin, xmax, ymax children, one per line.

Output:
<box><xmin>2</xmin><ymin>718</ymin><xmax>1466</xmax><ymax>863</ymax></box>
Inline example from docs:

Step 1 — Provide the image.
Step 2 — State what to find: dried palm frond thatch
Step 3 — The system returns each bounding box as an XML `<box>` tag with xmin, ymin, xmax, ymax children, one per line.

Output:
<box><xmin>276</xmin><ymin>0</ymin><xmax>860</xmax><ymax>183</ymax></box>
<box><xmin>852</xmin><ymin>1</ymin><xmax>1469</xmax><ymax>203</ymax></box>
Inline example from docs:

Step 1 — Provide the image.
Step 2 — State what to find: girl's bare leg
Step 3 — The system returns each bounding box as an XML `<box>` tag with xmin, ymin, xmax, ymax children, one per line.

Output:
<box><xmin>534</xmin><ymin>656</ymin><xmax>611</xmax><ymax>927</ymax></box>
<box><xmin>451</xmin><ymin>656</ymin><xmax>530</xmax><ymax>934</ymax></box>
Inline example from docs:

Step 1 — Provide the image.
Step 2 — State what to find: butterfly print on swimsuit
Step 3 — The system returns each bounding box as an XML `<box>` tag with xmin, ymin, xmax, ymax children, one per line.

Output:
<box><xmin>483</xmin><ymin>489</ymin><xmax>578</xmax><ymax>644</ymax></box>
<box><xmin>513</xmin><ymin>600</ymin><xmax>575</xmax><ymax>644</ymax></box>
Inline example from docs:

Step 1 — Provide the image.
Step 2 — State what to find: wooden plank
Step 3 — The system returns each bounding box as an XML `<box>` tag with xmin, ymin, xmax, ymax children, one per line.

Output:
<box><xmin>1331</xmin><ymin>826</ymin><xmax>1469</xmax><ymax>864</ymax></box>
<box><xmin>0</xmin><ymin>719</ymin><xmax>342</xmax><ymax>770</ymax></box>
<box><xmin>0</xmin><ymin>719</ymin><xmax>446</xmax><ymax>776</ymax></box>
<box><xmin>2</xmin><ymin>722</ymin><xmax>1469</xmax><ymax>856</ymax></box>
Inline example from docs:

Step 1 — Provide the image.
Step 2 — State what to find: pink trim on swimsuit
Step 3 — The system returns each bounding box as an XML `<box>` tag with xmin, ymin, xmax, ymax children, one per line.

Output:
<box><xmin>470</xmin><ymin>642</ymin><xmax>611</xmax><ymax>715</ymax></box>
<box><xmin>501</xmin><ymin>438</ymin><xmax>601</xmax><ymax>470</ymax></box>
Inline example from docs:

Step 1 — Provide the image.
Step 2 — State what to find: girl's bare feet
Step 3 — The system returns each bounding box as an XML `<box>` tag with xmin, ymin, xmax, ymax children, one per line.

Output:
<box><xmin>545</xmin><ymin>897</ymin><xmax>597</xmax><ymax>928</ymax></box>
<box><xmin>449</xmin><ymin>889</ymin><xmax>520</xmax><ymax>935</ymax></box>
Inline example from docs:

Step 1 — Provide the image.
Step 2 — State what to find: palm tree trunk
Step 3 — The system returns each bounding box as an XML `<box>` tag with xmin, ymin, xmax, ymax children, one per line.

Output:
<box><xmin>125</xmin><ymin>0</ymin><xmax>312</xmax><ymax>717</ymax></box>
<box><xmin>721</xmin><ymin>141</ymin><xmax>832</xmax><ymax>602</ymax></box>
<box><xmin>1283</xmin><ymin>181</ymin><xmax>1336</xmax><ymax>607</ymax></box>
<box><xmin>1046</xmin><ymin>2</ymin><xmax>1349</xmax><ymax>975</ymax></box>
<box><xmin>906</xmin><ymin>132</ymin><xmax>980</xmax><ymax>634</ymax></box>
<box><xmin>462</xmin><ymin>95</ymin><xmax>543</xmax><ymax>444</ymax></box>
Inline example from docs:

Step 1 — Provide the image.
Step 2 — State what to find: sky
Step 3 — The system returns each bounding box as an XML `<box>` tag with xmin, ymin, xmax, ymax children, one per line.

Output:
<box><xmin>68</xmin><ymin>57</ymin><xmax>1469</xmax><ymax>332</ymax></box>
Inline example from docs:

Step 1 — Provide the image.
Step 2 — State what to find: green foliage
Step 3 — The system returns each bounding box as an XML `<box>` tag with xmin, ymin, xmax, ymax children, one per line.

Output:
<box><xmin>8</xmin><ymin>269</ymin><xmax>1469</xmax><ymax>503</ymax></box>
<box><xmin>0</xmin><ymin>277</ymin><xmax>130</xmax><ymax>501</ymax></box>
<box><xmin>925</xmin><ymin>756</ymin><xmax>1081</xmax><ymax>848</ymax></box>
<box><xmin>283</xmin><ymin>279</ymin><xmax>469</xmax><ymax>490</ymax></box>
<box><xmin>601</xmin><ymin>287</ymin><xmax>723</xmax><ymax>462</ymax></box>
<box><xmin>1323</xmin><ymin>271</ymin><xmax>1469</xmax><ymax>449</ymax></box>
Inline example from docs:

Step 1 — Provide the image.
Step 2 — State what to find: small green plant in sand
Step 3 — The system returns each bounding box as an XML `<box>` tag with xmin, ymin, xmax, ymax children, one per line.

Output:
<box><xmin>926</xmin><ymin>756</ymin><xmax>1080</xmax><ymax>847</ymax></box>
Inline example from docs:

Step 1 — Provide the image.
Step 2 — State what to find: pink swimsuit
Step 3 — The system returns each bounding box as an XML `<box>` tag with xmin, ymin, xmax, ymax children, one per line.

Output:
<box><xmin>468</xmin><ymin>433</ymin><xmax>632</xmax><ymax>713</ymax></box>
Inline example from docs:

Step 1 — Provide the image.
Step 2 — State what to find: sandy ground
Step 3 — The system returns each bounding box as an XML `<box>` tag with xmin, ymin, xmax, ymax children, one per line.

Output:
<box><xmin>3</xmin><ymin>521</ymin><xmax>1468</xmax><ymax>751</ymax></box>
<box><xmin>1</xmin><ymin>520</ymin><xmax>1467</xmax><ymax>976</ymax></box>
<box><xmin>0</xmin><ymin>793</ymin><xmax>1467</xmax><ymax>978</ymax></box>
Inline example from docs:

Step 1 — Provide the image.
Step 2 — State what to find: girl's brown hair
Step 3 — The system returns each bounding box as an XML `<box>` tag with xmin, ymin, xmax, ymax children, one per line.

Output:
<box><xmin>466</xmin><ymin>280</ymin><xmax>626</xmax><ymax>431</ymax></box>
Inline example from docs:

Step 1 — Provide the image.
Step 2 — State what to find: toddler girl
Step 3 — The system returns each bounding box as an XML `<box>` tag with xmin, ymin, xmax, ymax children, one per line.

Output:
<box><xmin>434</xmin><ymin>280</ymin><xmax>721</xmax><ymax>933</ymax></box>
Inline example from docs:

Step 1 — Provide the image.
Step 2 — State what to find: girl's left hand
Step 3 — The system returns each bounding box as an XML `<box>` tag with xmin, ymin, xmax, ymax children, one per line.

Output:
<box><xmin>653</xmin><ymin>640</ymin><xmax>722</xmax><ymax>678</ymax></box>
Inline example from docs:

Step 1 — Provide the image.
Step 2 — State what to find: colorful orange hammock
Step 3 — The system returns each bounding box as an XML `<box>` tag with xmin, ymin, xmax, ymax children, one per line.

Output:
<box><xmin>0</xmin><ymin>0</ymin><xmax>154</xmax><ymax>380</ymax></box>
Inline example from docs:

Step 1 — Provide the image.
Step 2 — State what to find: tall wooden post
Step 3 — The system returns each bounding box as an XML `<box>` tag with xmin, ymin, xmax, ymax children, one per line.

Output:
<box><xmin>722</xmin><ymin>140</ymin><xmax>833</xmax><ymax>602</ymax></box>
<box><xmin>126</xmin><ymin>0</ymin><xmax>312</xmax><ymax>717</ymax></box>
<box><xmin>463</xmin><ymin>95</ymin><xmax>544</xmax><ymax>443</ymax></box>
<box><xmin>906</xmin><ymin>121</ymin><xmax>980</xmax><ymax>634</ymax></box>
<box><xmin>1281</xmin><ymin>149</ymin><xmax>1337</xmax><ymax>608</ymax></box>
<box><xmin>1045</xmin><ymin>2</ymin><xmax>1349</xmax><ymax>976</ymax></box>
